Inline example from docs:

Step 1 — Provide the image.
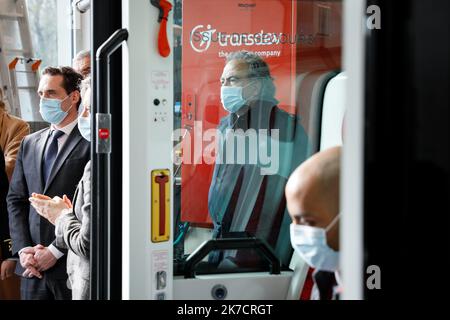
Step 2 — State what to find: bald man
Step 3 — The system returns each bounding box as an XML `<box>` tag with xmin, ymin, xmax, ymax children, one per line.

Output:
<box><xmin>286</xmin><ymin>146</ymin><xmax>340</xmax><ymax>250</ymax></box>
<box><xmin>285</xmin><ymin>146</ymin><xmax>341</xmax><ymax>299</ymax></box>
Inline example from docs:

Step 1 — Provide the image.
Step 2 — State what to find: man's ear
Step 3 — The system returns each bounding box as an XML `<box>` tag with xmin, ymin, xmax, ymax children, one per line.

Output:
<box><xmin>244</xmin><ymin>79</ymin><xmax>263</xmax><ymax>100</ymax></box>
<box><xmin>252</xmin><ymin>79</ymin><xmax>263</xmax><ymax>94</ymax></box>
<box><xmin>71</xmin><ymin>90</ymin><xmax>81</xmax><ymax>107</ymax></box>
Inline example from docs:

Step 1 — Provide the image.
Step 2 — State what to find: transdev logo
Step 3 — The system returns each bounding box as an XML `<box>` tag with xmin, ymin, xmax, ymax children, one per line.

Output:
<box><xmin>190</xmin><ymin>24</ymin><xmax>284</xmax><ymax>54</ymax></box>
<box><xmin>190</xmin><ymin>25</ymin><xmax>216</xmax><ymax>53</ymax></box>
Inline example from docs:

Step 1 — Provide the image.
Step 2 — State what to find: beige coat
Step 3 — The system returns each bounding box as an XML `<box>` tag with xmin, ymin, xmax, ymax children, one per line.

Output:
<box><xmin>0</xmin><ymin>108</ymin><xmax>30</xmax><ymax>180</ymax></box>
<box><xmin>56</xmin><ymin>161</ymin><xmax>91</xmax><ymax>300</ymax></box>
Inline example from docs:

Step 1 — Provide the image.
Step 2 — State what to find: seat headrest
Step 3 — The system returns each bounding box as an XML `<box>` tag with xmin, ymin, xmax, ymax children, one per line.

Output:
<box><xmin>320</xmin><ymin>72</ymin><xmax>347</xmax><ymax>151</ymax></box>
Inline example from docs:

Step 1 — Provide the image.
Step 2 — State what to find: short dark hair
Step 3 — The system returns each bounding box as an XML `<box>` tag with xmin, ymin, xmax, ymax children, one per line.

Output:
<box><xmin>42</xmin><ymin>66</ymin><xmax>83</xmax><ymax>95</ymax></box>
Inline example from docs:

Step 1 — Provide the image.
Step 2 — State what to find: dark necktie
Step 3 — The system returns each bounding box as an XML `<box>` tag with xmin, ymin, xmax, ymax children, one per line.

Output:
<box><xmin>43</xmin><ymin>130</ymin><xmax>65</xmax><ymax>184</ymax></box>
<box><xmin>314</xmin><ymin>271</ymin><xmax>338</xmax><ymax>300</ymax></box>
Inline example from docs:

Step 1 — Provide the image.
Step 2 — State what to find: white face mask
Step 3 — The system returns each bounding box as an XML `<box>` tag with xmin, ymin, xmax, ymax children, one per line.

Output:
<box><xmin>290</xmin><ymin>215</ymin><xmax>340</xmax><ymax>272</ymax></box>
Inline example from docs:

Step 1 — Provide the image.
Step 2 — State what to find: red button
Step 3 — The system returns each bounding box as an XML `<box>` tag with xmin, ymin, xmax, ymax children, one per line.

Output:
<box><xmin>98</xmin><ymin>128</ymin><xmax>110</xmax><ymax>140</ymax></box>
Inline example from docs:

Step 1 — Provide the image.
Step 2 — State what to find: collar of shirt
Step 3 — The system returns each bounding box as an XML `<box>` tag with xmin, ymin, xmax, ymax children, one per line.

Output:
<box><xmin>51</xmin><ymin>117</ymin><xmax>78</xmax><ymax>137</ymax></box>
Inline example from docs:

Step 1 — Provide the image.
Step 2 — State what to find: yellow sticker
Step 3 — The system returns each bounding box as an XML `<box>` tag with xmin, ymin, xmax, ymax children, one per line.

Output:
<box><xmin>151</xmin><ymin>170</ymin><xmax>171</xmax><ymax>243</ymax></box>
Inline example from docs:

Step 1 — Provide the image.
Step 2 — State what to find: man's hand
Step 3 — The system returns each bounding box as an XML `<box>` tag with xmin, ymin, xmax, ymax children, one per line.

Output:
<box><xmin>19</xmin><ymin>247</ymin><xmax>42</xmax><ymax>279</ymax></box>
<box><xmin>22</xmin><ymin>267</ymin><xmax>42</xmax><ymax>279</ymax></box>
<box><xmin>63</xmin><ymin>195</ymin><xmax>73</xmax><ymax>209</ymax></box>
<box><xmin>33</xmin><ymin>245</ymin><xmax>57</xmax><ymax>273</ymax></box>
<box><xmin>19</xmin><ymin>247</ymin><xmax>37</xmax><ymax>269</ymax></box>
<box><xmin>31</xmin><ymin>193</ymin><xmax>51</xmax><ymax>201</ymax></box>
<box><xmin>0</xmin><ymin>260</ymin><xmax>16</xmax><ymax>281</ymax></box>
<box><xmin>29</xmin><ymin>194</ymin><xmax>72</xmax><ymax>225</ymax></box>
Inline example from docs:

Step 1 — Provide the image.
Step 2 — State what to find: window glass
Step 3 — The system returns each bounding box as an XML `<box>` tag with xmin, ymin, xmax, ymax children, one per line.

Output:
<box><xmin>26</xmin><ymin>0</ymin><xmax>58</xmax><ymax>68</ymax></box>
<box><xmin>173</xmin><ymin>0</ymin><xmax>342</xmax><ymax>275</ymax></box>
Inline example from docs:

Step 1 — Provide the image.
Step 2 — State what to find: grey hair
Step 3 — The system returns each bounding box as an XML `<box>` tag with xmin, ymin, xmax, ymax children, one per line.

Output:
<box><xmin>73</xmin><ymin>49</ymin><xmax>90</xmax><ymax>63</ymax></box>
<box><xmin>226</xmin><ymin>51</ymin><xmax>276</xmax><ymax>100</ymax></box>
<box><xmin>226</xmin><ymin>50</ymin><xmax>273</xmax><ymax>80</ymax></box>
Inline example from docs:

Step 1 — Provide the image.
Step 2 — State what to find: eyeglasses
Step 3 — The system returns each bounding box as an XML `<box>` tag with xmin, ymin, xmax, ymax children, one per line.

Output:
<box><xmin>220</xmin><ymin>75</ymin><xmax>250</xmax><ymax>86</ymax></box>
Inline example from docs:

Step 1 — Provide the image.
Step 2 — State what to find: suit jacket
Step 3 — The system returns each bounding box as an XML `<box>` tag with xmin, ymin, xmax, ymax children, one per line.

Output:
<box><xmin>208</xmin><ymin>102</ymin><xmax>310</xmax><ymax>267</ymax></box>
<box><xmin>7</xmin><ymin>125</ymin><xmax>89</xmax><ymax>279</ymax></box>
<box><xmin>0</xmin><ymin>108</ymin><xmax>30</xmax><ymax>181</ymax></box>
<box><xmin>0</xmin><ymin>146</ymin><xmax>11</xmax><ymax>260</ymax></box>
<box><xmin>55</xmin><ymin>161</ymin><xmax>91</xmax><ymax>299</ymax></box>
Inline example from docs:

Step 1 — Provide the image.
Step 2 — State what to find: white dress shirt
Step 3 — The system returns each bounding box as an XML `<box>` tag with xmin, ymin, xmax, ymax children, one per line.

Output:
<box><xmin>52</xmin><ymin>118</ymin><xmax>79</xmax><ymax>151</ymax></box>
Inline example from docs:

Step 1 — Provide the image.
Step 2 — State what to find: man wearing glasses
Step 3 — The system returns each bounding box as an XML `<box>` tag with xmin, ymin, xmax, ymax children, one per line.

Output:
<box><xmin>208</xmin><ymin>51</ymin><xmax>309</xmax><ymax>269</ymax></box>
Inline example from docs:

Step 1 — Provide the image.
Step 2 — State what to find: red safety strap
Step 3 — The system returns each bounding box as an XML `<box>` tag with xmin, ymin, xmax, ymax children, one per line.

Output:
<box><xmin>157</xmin><ymin>0</ymin><xmax>172</xmax><ymax>57</ymax></box>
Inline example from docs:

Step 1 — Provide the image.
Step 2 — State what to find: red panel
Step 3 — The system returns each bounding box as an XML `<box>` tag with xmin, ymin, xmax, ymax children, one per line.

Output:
<box><xmin>181</xmin><ymin>0</ymin><xmax>297</xmax><ymax>224</ymax></box>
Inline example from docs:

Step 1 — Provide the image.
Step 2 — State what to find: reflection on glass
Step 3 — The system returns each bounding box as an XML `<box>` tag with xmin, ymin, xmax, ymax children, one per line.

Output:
<box><xmin>173</xmin><ymin>0</ymin><xmax>343</xmax><ymax>274</ymax></box>
<box><xmin>207</xmin><ymin>51</ymin><xmax>309</xmax><ymax>269</ymax></box>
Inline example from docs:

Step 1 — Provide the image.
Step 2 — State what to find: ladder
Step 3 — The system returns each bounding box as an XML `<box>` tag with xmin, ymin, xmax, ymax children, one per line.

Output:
<box><xmin>0</xmin><ymin>0</ymin><xmax>41</xmax><ymax>121</ymax></box>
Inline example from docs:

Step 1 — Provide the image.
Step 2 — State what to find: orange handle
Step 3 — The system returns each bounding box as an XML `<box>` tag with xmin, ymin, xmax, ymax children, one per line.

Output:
<box><xmin>156</xmin><ymin>0</ymin><xmax>172</xmax><ymax>58</ymax></box>
<box><xmin>158</xmin><ymin>18</ymin><xmax>170</xmax><ymax>57</ymax></box>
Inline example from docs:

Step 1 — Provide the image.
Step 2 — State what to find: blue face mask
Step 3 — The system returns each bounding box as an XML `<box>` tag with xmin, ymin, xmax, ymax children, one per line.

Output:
<box><xmin>78</xmin><ymin>115</ymin><xmax>91</xmax><ymax>142</ymax></box>
<box><xmin>39</xmin><ymin>96</ymin><xmax>72</xmax><ymax>125</ymax></box>
<box><xmin>290</xmin><ymin>215</ymin><xmax>340</xmax><ymax>272</ymax></box>
<box><xmin>220</xmin><ymin>86</ymin><xmax>246</xmax><ymax>113</ymax></box>
<box><xmin>221</xmin><ymin>79</ymin><xmax>279</xmax><ymax>114</ymax></box>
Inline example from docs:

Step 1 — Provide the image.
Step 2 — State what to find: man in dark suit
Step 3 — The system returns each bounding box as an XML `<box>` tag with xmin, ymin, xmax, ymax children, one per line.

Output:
<box><xmin>7</xmin><ymin>66</ymin><xmax>89</xmax><ymax>300</ymax></box>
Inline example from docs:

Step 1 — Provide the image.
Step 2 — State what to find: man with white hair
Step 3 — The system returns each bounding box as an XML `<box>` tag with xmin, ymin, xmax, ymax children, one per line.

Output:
<box><xmin>73</xmin><ymin>50</ymin><xmax>91</xmax><ymax>79</ymax></box>
<box><xmin>208</xmin><ymin>51</ymin><xmax>309</xmax><ymax>268</ymax></box>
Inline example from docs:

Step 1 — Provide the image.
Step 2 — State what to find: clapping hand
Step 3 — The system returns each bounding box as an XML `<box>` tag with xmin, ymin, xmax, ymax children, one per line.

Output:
<box><xmin>29</xmin><ymin>193</ymin><xmax>72</xmax><ymax>225</ymax></box>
